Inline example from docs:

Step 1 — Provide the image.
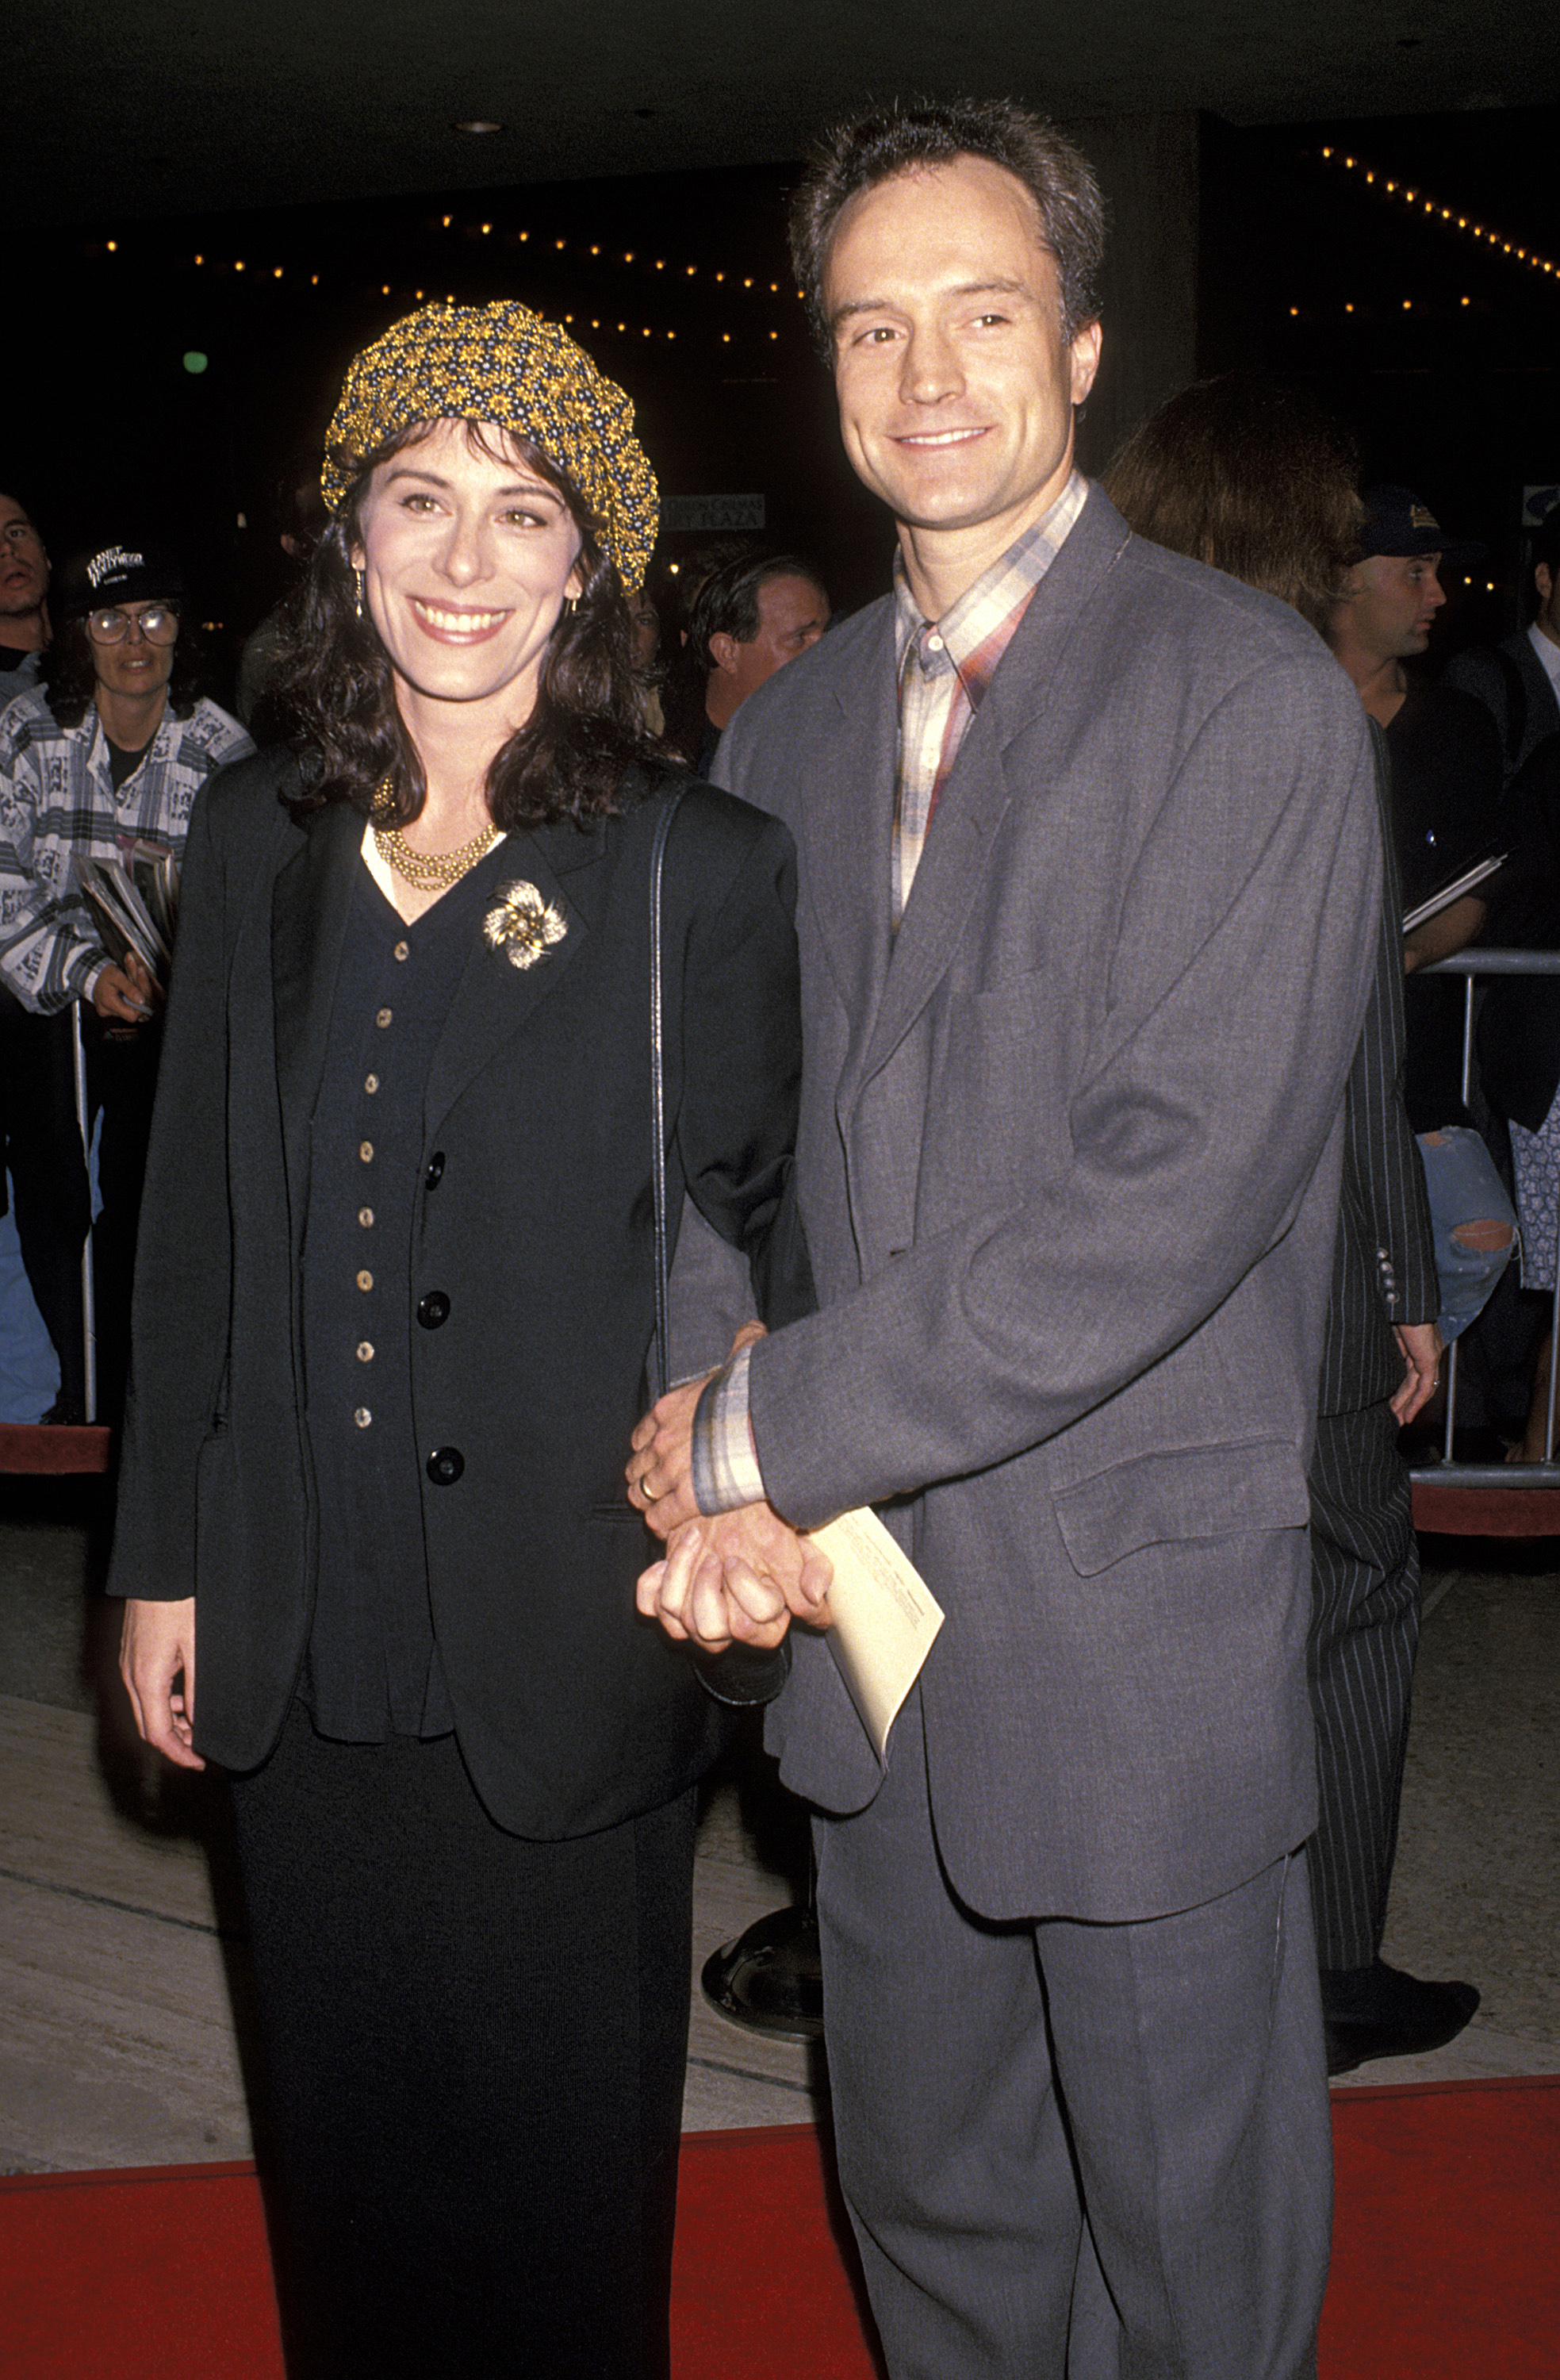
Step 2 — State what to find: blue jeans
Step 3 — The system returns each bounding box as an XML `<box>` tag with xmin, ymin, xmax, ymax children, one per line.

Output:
<box><xmin>1417</xmin><ymin>1125</ymin><xmax>1518</xmax><ymax>1342</ymax></box>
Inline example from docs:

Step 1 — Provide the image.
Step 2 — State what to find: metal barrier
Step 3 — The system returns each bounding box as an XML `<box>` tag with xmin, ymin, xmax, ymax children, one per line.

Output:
<box><xmin>1411</xmin><ymin>949</ymin><xmax>1560</xmax><ymax>1534</ymax></box>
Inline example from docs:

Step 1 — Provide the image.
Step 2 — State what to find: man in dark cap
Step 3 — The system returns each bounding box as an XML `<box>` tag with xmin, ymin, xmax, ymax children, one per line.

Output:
<box><xmin>0</xmin><ymin>542</ymin><xmax>251</xmax><ymax>1415</ymax></box>
<box><xmin>1445</xmin><ymin>502</ymin><xmax>1560</xmax><ymax>779</ymax></box>
<box><xmin>1330</xmin><ymin>486</ymin><xmax>1510</xmax><ymax>1104</ymax></box>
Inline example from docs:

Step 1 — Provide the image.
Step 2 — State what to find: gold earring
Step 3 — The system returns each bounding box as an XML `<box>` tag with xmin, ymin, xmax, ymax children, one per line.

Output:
<box><xmin>354</xmin><ymin>565</ymin><xmax>365</xmax><ymax>620</ymax></box>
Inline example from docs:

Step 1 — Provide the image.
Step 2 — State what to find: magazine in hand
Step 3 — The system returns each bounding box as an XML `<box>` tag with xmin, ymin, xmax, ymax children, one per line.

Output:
<box><xmin>75</xmin><ymin>847</ymin><xmax>176</xmax><ymax>981</ymax></box>
<box><xmin>1401</xmin><ymin>850</ymin><xmax>1507</xmax><ymax>935</ymax></box>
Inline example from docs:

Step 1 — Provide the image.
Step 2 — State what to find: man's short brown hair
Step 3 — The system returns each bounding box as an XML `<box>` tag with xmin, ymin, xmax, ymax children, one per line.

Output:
<box><xmin>789</xmin><ymin>97</ymin><xmax>1106</xmax><ymax>355</ymax></box>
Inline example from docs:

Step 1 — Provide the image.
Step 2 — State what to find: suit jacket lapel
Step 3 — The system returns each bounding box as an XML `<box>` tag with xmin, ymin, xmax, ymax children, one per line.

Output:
<box><xmin>272</xmin><ymin>802</ymin><xmax>362</xmax><ymax>1221</ymax></box>
<box><xmin>422</xmin><ymin>816</ymin><xmax>600</xmax><ymax>1138</ymax></box>
<box><xmin>858</xmin><ymin>489</ymin><xmax>1132</xmax><ymax>1088</ymax></box>
<box><xmin>804</xmin><ymin>603</ymin><xmax>899</xmax><ymax>1107</ymax></box>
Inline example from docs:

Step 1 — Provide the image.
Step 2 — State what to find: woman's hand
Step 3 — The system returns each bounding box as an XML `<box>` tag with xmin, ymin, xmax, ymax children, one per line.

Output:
<box><xmin>92</xmin><ymin>953</ymin><xmax>163</xmax><ymax>1024</ymax></box>
<box><xmin>119</xmin><ymin>1598</ymin><xmax>205</xmax><ymax>1770</ymax></box>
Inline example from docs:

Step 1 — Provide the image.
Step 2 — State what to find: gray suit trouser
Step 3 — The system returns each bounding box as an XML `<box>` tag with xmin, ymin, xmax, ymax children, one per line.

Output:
<box><xmin>814</xmin><ymin>1691</ymin><xmax>1332</xmax><ymax>2380</ymax></box>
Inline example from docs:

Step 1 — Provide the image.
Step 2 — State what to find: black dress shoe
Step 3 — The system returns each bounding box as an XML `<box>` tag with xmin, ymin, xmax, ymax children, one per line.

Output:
<box><xmin>39</xmin><ymin>1395</ymin><xmax>86</xmax><ymax>1425</ymax></box>
<box><xmin>1322</xmin><ymin>1959</ymin><xmax>1480</xmax><ymax>2075</ymax></box>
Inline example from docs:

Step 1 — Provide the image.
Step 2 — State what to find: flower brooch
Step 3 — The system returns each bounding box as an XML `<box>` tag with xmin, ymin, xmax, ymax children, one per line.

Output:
<box><xmin>482</xmin><ymin>880</ymin><xmax>569</xmax><ymax>970</ymax></box>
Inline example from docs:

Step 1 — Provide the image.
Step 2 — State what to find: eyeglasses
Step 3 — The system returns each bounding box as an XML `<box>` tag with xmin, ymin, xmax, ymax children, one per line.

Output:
<box><xmin>86</xmin><ymin>605</ymin><xmax>180</xmax><ymax>646</ymax></box>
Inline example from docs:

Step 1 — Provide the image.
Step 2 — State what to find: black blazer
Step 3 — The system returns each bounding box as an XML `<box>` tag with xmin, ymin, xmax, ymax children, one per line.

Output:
<box><xmin>107</xmin><ymin>750</ymin><xmax>812</xmax><ymax>1837</ymax></box>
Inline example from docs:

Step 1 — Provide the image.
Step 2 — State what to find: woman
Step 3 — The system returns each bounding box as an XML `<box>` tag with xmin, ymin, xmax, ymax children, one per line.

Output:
<box><xmin>0</xmin><ymin>543</ymin><xmax>251</xmax><ymax>1417</ymax></box>
<box><xmin>111</xmin><ymin>301</ymin><xmax>815</xmax><ymax>2379</ymax></box>
<box><xmin>1106</xmin><ymin>373</ymin><xmax>1479</xmax><ymax>2075</ymax></box>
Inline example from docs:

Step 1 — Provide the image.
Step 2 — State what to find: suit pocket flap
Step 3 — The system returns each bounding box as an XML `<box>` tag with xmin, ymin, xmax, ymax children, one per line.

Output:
<box><xmin>1052</xmin><ymin>1440</ymin><xmax>1309</xmax><ymax>1578</ymax></box>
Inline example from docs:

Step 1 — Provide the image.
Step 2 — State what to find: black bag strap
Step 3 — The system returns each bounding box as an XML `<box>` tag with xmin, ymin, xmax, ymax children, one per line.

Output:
<box><xmin>649</xmin><ymin>786</ymin><xmax>686</xmax><ymax>1399</ymax></box>
<box><xmin>646</xmin><ymin>781</ymin><xmax>793</xmax><ymax>1709</ymax></box>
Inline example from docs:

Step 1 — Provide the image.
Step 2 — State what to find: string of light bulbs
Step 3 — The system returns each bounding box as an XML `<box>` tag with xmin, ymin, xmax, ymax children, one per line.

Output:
<box><xmin>92</xmin><ymin>226</ymin><xmax>804</xmax><ymax>350</ymax></box>
<box><xmin>1311</xmin><ymin>146</ymin><xmax>1557</xmax><ymax>284</ymax></box>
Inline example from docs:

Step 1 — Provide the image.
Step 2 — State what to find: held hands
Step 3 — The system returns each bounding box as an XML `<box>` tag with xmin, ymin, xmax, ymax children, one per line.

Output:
<box><xmin>637</xmin><ymin>1506</ymin><xmax>833</xmax><ymax>1655</ymax></box>
<box><xmin>629</xmin><ymin>1322</ymin><xmax>830</xmax><ymax>1653</ymax></box>
<box><xmin>119</xmin><ymin>1597</ymin><xmax>205</xmax><ymax>1771</ymax></box>
<box><xmin>626</xmin><ymin>1318</ymin><xmax>765</xmax><ymax>1540</ymax></box>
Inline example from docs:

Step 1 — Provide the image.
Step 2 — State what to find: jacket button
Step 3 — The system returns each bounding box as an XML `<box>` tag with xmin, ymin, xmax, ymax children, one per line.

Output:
<box><xmin>417</xmin><ymin>1291</ymin><xmax>450</xmax><ymax>1329</ymax></box>
<box><xmin>425</xmin><ymin>1150</ymin><xmax>445</xmax><ymax>1188</ymax></box>
<box><xmin>426</xmin><ymin>1445</ymin><xmax>464</xmax><ymax>1486</ymax></box>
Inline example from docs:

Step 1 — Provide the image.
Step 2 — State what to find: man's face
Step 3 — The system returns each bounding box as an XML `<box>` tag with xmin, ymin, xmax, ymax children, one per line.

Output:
<box><xmin>1535</xmin><ymin>561</ymin><xmax>1559</xmax><ymax>649</ymax></box>
<box><xmin>1340</xmin><ymin>552</ymin><xmax>1446</xmax><ymax>662</ymax></box>
<box><xmin>822</xmin><ymin>155</ymin><xmax>1101</xmax><ymax>549</ymax></box>
<box><xmin>90</xmin><ymin>600</ymin><xmax>179</xmax><ymax>707</ymax></box>
<box><xmin>0</xmin><ymin>494</ymin><xmax>48</xmax><ymax>624</ymax></box>
<box><xmin>715</xmin><ymin>574</ymin><xmax>830</xmax><ymax>711</ymax></box>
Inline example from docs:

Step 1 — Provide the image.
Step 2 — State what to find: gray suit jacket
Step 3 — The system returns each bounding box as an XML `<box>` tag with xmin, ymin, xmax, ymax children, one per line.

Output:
<box><xmin>715</xmin><ymin>488</ymin><xmax>1382</xmax><ymax>1925</ymax></box>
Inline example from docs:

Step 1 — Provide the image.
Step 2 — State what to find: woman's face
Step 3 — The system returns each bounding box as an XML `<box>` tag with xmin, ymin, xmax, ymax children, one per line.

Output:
<box><xmin>352</xmin><ymin>418</ymin><xmax>583</xmax><ymax>728</ymax></box>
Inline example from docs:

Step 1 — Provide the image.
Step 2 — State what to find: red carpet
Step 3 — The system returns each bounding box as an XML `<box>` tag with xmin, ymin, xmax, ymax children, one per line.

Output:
<box><xmin>2</xmin><ymin>2083</ymin><xmax>1554</xmax><ymax>2377</ymax></box>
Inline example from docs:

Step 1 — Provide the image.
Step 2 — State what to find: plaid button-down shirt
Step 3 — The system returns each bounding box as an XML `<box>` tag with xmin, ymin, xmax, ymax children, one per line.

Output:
<box><xmin>0</xmin><ymin>688</ymin><xmax>252</xmax><ymax>1011</ymax></box>
<box><xmin>689</xmin><ymin>474</ymin><xmax>1089</xmax><ymax>1518</ymax></box>
<box><xmin>891</xmin><ymin>469</ymin><xmax>1088</xmax><ymax>929</ymax></box>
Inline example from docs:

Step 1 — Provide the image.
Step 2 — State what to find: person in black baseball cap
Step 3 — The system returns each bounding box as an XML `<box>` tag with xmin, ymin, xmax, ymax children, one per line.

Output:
<box><xmin>1357</xmin><ymin>483</ymin><xmax>1485</xmax><ymax>569</ymax></box>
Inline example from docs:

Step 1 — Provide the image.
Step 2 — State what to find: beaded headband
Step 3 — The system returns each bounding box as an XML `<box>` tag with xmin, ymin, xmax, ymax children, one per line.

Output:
<box><xmin>320</xmin><ymin>301</ymin><xmax>657</xmax><ymax>592</ymax></box>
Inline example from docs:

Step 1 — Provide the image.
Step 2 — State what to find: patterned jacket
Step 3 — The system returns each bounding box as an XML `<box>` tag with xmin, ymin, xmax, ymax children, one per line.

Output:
<box><xmin>0</xmin><ymin>687</ymin><xmax>253</xmax><ymax>1010</ymax></box>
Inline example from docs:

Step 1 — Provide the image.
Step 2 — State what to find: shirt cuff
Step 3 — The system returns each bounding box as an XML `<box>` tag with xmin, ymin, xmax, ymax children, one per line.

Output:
<box><xmin>689</xmin><ymin>1343</ymin><xmax>767</xmax><ymax>1514</ymax></box>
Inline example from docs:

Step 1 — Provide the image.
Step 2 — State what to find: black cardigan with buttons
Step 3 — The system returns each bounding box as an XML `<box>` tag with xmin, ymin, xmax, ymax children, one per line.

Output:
<box><xmin>107</xmin><ymin>747</ymin><xmax>812</xmax><ymax>1837</ymax></box>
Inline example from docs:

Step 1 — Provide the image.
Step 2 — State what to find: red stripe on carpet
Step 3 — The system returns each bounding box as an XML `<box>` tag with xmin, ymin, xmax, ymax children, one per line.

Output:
<box><xmin>0</xmin><ymin>1422</ymin><xmax>113</xmax><ymax>1474</ymax></box>
<box><xmin>2</xmin><ymin>2083</ymin><xmax>1555</xmax><ymax>2377</ymax></box>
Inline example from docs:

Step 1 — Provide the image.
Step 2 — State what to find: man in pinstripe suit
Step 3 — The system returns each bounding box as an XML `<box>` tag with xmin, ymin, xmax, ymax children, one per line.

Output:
<box><xmin>1310</xmin><ymin>730</ymin><xmax>1481</xmax><ymax>2073</ymax></box>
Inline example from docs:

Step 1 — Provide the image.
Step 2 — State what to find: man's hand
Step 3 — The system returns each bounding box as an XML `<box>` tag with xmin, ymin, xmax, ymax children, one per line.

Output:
<box><xmin>1391</xmin><ymin>1319</ymin><xmax>1445</xmax><ymax>1425</ymax></box>
<box><xmin>119</xmin><ymin>1596</ymin><xmax>205</xmax><ymax>1770</ymax></box>
<box><xmin>637</xmin><ymin>1505</ymin><xmax>833</xmax><ymax>1654</ymax></box>
<box><xmin>92</xmin><ymin>952</ymin><xmax>163</xmax><ymax>1024</ymax></box>
<box><xmin>627</xmin><ymin>1320</ymin><xmax>766</xmax><ymax>1539</ymax></box>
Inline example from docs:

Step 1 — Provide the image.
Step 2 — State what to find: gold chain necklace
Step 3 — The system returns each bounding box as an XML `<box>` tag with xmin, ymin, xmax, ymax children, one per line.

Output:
<box><xmin>371</xmin><ymin>779</ymin><xmax>499</xmax><ymax>891</ymax></box>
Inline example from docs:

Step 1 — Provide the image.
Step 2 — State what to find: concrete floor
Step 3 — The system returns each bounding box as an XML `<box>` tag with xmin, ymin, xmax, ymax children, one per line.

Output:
<box><xmin>0</xmin><ymin>1478</ymin><xmax>1554</xmax><ymax>2175</ymax></box>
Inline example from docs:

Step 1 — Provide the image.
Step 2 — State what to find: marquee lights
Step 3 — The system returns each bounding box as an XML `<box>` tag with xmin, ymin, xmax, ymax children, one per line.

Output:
<box><xmin>1315</xmin><ymin>146</ymin><xmax>1558</xmax><ymax>282</ymax></box>
<box><xmin>87</xmin><ymin>204</ymin><xmax>811</xmax><ymax>352</ymax></box>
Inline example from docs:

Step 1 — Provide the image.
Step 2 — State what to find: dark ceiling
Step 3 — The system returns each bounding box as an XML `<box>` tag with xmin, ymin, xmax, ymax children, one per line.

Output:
<box><xmin>13</xmin><ymin>0</ymin><xmax>1560</xmax><ymax>229</ymax></box>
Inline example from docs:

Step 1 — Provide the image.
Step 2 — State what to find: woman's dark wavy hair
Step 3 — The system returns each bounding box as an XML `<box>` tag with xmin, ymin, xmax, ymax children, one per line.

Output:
<box><xmin>42</xmin><ymin>611</ymin><xmax>208</xmax><ymax>731</ymax></box>
<box><xmin>269</xmin><ymin>419</ymin><xmax>664</xmax><ymax>829</ymax></box>
<box><xmin>1103</xmin><ymin>374</ymin><xmax>1362</xmax><ymax>639</ymax></box>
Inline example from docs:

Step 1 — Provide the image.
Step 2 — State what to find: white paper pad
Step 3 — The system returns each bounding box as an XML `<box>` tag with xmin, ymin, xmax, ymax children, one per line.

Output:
<box><xmin>807</xmin><ymin>1507</ymin><xmax>945</xmax><ymax>1759</ymax></box>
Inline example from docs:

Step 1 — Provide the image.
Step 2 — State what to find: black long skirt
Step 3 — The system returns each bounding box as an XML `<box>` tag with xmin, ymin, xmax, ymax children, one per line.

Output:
<box><xmin>228</xmin><ymin>1703</ymin><xmax>696</xmax><ymax>2380</ymax></box>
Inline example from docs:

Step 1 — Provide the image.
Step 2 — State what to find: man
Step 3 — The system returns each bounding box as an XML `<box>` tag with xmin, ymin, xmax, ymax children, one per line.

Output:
<box><xmin>631</xmin><ymin>99</ymin><xmax>1381</xmax><ymax>2378</ymax></box>
<box><xmin>0</xmin><ymin>542</ymin><xmax>251</xmax><ymax>1414</ymax></box>
<box><xmin>684</xmin><ymin>551</ymin><xmax>830</xmax><ymax>774</ymax></box>
<box><xmin>1328</xmin><ymin>489</ymin><xmax>1515</xmax><ymax>1345</ymax></box>
<box><xmin>1444</xmin><ymin>504</ymin><xmax>1560</xmax><ymax>777</ymax></box>
<box><xmin>0</xmin><ymin>492</ymin><xmax>49</xmax><ymax>708</ymax></box>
